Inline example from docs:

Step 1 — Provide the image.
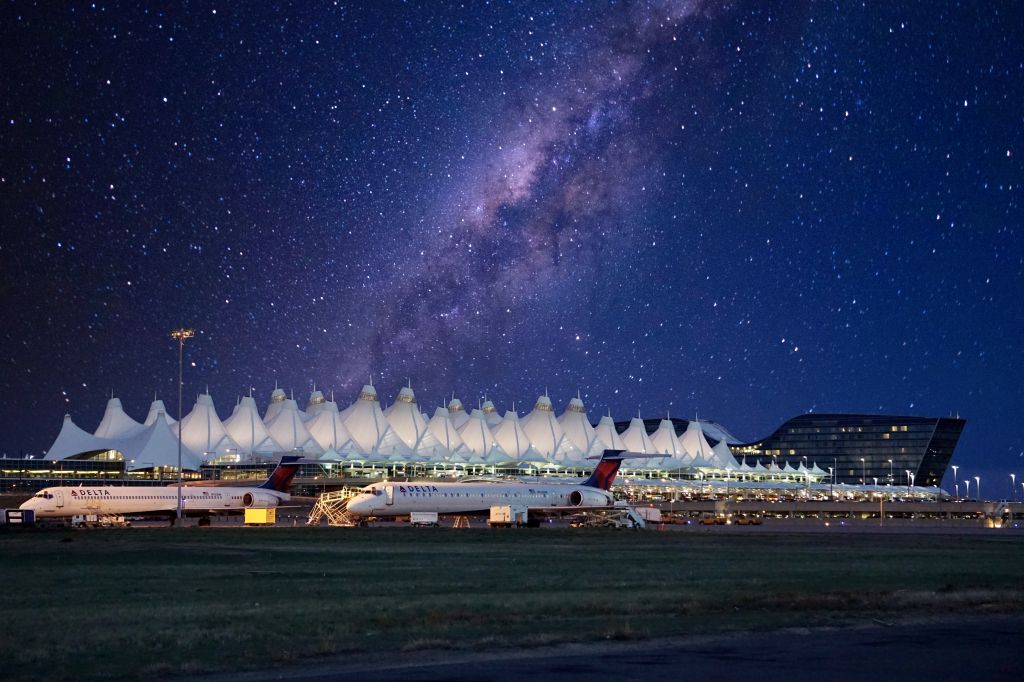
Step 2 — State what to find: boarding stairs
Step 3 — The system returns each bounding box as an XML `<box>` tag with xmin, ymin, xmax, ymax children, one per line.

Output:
<box><xmin>307</xmin><ymin>487</ymin><xmax>361</xmax><ymax>527</ymax></box>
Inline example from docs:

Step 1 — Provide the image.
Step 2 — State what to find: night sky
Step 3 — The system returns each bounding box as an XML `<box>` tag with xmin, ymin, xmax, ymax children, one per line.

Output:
<box><xmin>1</xmin><ymin>2</ymin><xmax>1021</xmax><ymax>490</ymax></box>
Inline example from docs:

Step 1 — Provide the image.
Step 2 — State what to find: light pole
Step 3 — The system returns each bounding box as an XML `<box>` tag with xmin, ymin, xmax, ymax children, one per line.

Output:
<box><xmin>974</xmin><ymin>475</ymin><xmax>980</xmax><ymax>501</ymax></box>
<box><xmin>171</xmin><ymin>327</ymin><xmax>196</xmax><ymax>525</ymax></box>
<box><xmin>905</xmin><ymin>469</ymin><xmax>912</xmax><ymax>494</ymax></box>
<box><xmin>964</xmin><ymin>479</ymin><xmax>970</xmax><ymax>499</ymax></box>
<box><xmin>951</xmin><ymin>464</ymin><xmax>959</xmax><ymax>500</ymax></box>
<box><xmin>888</xmin><ymin>459</ymin><xmax>893</xmax><ymax>485</ymax></box>
<box><xmin>828</xmin><ymin>467</ymin><xmax>834</xmax><ymax>499</ymax></box>
<box><xmin>860</xmin><ymin>457</ymin><xmax>866</xmax><ymax>485</ymax></box>
<box><xmin>1011</xmin><ymin>473</ymin><xmax>1016</xmax><ymax>502</ymax></box>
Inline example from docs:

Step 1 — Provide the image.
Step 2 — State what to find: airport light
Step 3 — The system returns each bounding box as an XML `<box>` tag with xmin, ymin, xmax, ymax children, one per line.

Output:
<box><xmin>1011</xmin><ymin>473</ymin><xmax>1016</xmax><ymax>501</ymax></box>
<box><xmin>906</xmin><ymin>469</ymin><xmax>912</xmax><ymax>494</ymax></box>
<box><xmin>860</xmin><ymin>457</ymin><xmax>866</xmax><ymax>485</ymax></box>
<box><xmin>954</xmin><ymin>481</ymin><xmax>959</xmax><ymax>500</ymax></box>
<box><xmin>974</xmin><ymin>475</ymin><xmax>981</xmax><ymax>501</ymax></box>
<box><xmin>952</xmin><ymin>465</ymin><xmax>959</xmax><ymax>500</ymax></box>
<box><xmin>171</xmin><ymin>327</ymin><xmax>196</xmax><ymax>526</ymax></box>
<box><xmin>888</xmin><ymin>459</ymin><xmax>893</xmax><ymax>485</ymax></box>
<box><xmin>964</xmin><ymin>479</ymin><xmax>970</xmax><ymax>499</ymax></box>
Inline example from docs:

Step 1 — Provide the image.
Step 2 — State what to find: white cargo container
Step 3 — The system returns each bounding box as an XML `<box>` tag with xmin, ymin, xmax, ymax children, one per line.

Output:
<box><xmin>488</xmin><ymin>505</ymin><xmax>528</xmax><ymax>527</ymax></box>
<box><xmin>409</xmin><ymin>511</ymin><xmax>439</xmax><ymax>526</ymax></box>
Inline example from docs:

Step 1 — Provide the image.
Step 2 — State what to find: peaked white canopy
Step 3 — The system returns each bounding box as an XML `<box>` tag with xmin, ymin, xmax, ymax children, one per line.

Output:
<box><xmin>224</xmin><ymin>395</ymin><xmax>282</xmax><ymax>455</ymax></box>
<box><xmin>306</xmin><ymin>400</ymin><xmax>356</xmax><ymax>453</ymax></box>
<box><xmin>711</xmin><ymin>439</ymin><xmax>739</xmax><ymax>470</ymax></box>
<box><xmin>47</xmin><ymin>414</ymin><xmax>117</xmax><ymax>461</ymax></box>
<box><xmin>594</xmin><ymin>414</ymin><xmax>626</xmax><ymax>450</ymax></box>
<box><xmin>620</xmin><ymin>417</ymin><xmax>655</xmax><ymax>454</ymax></box>
<box><xmin>457</xmin><ymin>409</ymin><xmax>501</xmax><ymax>458</ymax></box>
<box><xmin>521</xmin><ymin>394</ymin><xmax>583</xmax><ymax>463</ymax></box>
<box><xmin>94</xmin><ymin>397</ymin><xmax>145</xmax><ymax>439</ymax></box>
<box><xmin>492</xmin><ymin>410</ymin><xmax>531</xmax><ymax>458</ymax></box>
<box><xmin>264</xmin><ymin>386</ymin><xmax>288</xmax><ymax>422</ymax></box>
<box><xmin>426</xmin><ymin>407</ymin><xmax>467</xmax><ymax>454</ymax></box>
<box><xmin>265</xmin><ymin>398</ymin><xmax>321</xmax><ymax>454</ymax></box>
<box><xmin>447</xmin><ymin>398</ymin><xmax>470</xmax><ymax>429</ymax></box>
<box><xmin>650</xmin><ymin>419</ymin><xmax>684</xmax><ymax>457</ymax></box>
<box><xmin>680</xmin><ymin>420</ymin><xmax>720</xmax><ymax>467</ymax></box>
<box><xmin>340</xmin><ymin>384</ymin><xmax>389</xmax><ymax>452</ymax></box>
<box><xmin>144</xmin><ymin>399</ymin><xmax>176</xmax><ymax>427</ymax></box>
<box><xmin>481</xmin><ymin>399</ymin><xmax>502</xmax><ymax>427</ymax></box>
<box><xmin>304</xmin><ymin>389</ymin><xmax>327</xmax><ymax>421</ymax></box>
<box><xmin>179</xmin><ymin>392</ymin><xmax>239</xmax><ymax>458</ymax></box>
<box><xmin>118</xmin><ymin>417</ymin><xmax>204</xmax><ymax>471</ymax></box>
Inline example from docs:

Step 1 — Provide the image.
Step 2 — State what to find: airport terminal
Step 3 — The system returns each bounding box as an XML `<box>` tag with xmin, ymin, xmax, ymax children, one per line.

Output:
<box><xmin>0</xmin><ymin>383</ymin><xmax>966</xmax><ymax>503</ymax></box>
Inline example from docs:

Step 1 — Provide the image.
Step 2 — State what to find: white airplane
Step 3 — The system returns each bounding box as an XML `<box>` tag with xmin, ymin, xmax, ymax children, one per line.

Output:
<box><xmin>345</xmin><ymin>450</ymin><xmax>642</xmax><ymax>519</ymax></box>
<box><xmin>20</xmin><ymin>455</ymin><xmax>302</xmax><ymax>522</ymax></box>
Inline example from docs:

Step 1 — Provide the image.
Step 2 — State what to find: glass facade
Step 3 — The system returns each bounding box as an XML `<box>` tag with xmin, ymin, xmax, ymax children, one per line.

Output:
<box><xmin>731</xmin><ymin>414</ymin><xmax>965</xmax><ymax>486</ymax></box>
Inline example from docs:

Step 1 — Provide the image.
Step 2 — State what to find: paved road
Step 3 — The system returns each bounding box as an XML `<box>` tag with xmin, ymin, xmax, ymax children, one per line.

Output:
<box><xmin>197</xmin><ymin>616</ymin><xmax>1024</xmax><ymax>681</ymax></box>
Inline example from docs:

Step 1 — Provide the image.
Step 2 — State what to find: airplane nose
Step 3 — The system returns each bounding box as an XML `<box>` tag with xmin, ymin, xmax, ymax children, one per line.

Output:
<box><xmin>346</xmin><ymin>496</ymin><xmax>367</xmax><ymax>516</ymax></box>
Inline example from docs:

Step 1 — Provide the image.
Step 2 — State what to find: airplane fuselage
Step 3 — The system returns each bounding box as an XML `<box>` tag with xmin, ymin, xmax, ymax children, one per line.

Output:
<box><xmin>345</xmin><ymin>481</ymin><xmax>613</xmax><ymax>517</ymax></box>
<box><xmin>20</xmin><ymin>485</ymin><xmax>289</xmax><ymax>518</ymax></box>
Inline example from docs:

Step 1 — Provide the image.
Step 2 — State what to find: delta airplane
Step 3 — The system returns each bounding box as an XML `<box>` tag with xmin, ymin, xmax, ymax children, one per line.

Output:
<box><xmin>345</xmin><ymin>450</ymin><xmax>642</xmax><ymax>519</ymax></box>
<box><xmin>20</xmin><ymin>455</ymin><xmax>302</xmax><ymax>522</ymax></box>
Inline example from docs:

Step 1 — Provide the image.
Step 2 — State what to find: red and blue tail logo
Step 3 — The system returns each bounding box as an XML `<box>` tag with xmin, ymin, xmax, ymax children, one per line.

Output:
<box><xmin>258</xmin><ymin>455</ymin><xmax>302</xmax><ymax>492</ymax></box>
<box><xmin>581</xmin><ymin>450</ymin><xmax>626</xmax><ymax>490</ymax></box>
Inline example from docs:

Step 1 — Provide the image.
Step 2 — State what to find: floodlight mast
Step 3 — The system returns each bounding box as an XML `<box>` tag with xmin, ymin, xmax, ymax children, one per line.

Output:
<box><xmin>171</xmin><ymin>327</ymin><xmax>196</xmax><ymax>525</ymax></box>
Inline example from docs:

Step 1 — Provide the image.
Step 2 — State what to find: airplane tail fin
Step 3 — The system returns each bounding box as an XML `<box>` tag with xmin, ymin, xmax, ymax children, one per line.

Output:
<box><xmin>581</xmin><ymin>450</ymin><xmax>628</xmax><ymax>490</ymax></box>
<box><xmin>258</xmin><ymin>455</ymin><xmax>303</xmax><ymax>493</ymax></box>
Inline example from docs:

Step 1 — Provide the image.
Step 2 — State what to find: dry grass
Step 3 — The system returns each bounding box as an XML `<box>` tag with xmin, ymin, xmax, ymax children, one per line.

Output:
<box><xmin>0</xmin><ymin>527</ymin><xmax>1022</xmax><ymax>680</ymax></box>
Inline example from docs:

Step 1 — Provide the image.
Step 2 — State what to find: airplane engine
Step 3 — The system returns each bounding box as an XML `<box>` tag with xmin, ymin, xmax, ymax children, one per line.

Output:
<box><xmin>569</xmin><ymin>488</ymin><xmax>612</xmax><ymax>507</ymax></box>
<box><xmin>242</xmin><ymin>492</ymin><xmax>279</xmax><ymax>509</ymax></box>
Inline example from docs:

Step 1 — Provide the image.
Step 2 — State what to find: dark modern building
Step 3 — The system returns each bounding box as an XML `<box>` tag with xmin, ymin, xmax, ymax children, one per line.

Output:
<box><xmin>730</xmin><ymin>414</ymin><xmax>966</xmax><ymax>486</ymax></box>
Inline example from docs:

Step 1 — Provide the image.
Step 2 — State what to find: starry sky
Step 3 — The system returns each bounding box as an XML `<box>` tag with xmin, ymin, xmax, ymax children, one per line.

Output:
<box><xmin>1</xmin><ymin>1</ymin><xmax>1021</xmax><ymax>489</ymax></box>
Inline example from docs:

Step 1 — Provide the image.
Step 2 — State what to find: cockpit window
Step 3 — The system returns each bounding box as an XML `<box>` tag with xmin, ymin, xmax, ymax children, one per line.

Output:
<box><xmin>34</xmin><ymin>492</ymin><xmax>53</xmax><ymax>499</ymax></box>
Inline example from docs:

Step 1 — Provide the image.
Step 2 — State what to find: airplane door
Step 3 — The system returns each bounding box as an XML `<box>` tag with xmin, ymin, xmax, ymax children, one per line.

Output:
<box><xmin>385</xmin><ymin>485</ymin><xmax>394</xmax><ymax>506</ymax></box>
<box><xmin>54</xmin><ymin>490</ymin><xmax>65</xmax><ymax>508</ymax></box>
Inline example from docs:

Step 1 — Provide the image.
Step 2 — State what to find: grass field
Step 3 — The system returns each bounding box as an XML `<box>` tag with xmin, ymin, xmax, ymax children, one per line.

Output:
<box><xmin>2</xmin><ymin>527</ymin><xmax>1023</xmax><ymax>680</ymax></box>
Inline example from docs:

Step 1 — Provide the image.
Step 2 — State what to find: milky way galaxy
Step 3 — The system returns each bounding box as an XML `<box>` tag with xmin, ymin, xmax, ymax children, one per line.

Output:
<box><xmin>1</xmin><ymin>1</ymin><xmax>1021</xmax><ymax>485</ymax></box>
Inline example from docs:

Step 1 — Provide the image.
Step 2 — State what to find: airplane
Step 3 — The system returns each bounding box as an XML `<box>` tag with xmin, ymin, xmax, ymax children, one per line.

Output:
<box><xmin>19</xmin><ymin>455</ymin><xmax>303</xmax><ymax>524</ymax></box>
<box><xmin>344</xmin><ymin>450</ymin><xmax>644</xmax><ymax>520</ymax></box>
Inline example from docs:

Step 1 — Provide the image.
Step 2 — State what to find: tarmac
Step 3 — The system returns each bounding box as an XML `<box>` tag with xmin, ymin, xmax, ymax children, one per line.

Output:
<box><xmin>188</xmin><ymin>615</ymin><xmax>1024</xmax><ymax>681</ymax></box>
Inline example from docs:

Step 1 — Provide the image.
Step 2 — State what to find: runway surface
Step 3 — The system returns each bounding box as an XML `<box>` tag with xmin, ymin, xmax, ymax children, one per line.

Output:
<box><xmin>195</xmin><ymin>615</ymin><xmax>1024</xmax><ymax>681</ymax></box>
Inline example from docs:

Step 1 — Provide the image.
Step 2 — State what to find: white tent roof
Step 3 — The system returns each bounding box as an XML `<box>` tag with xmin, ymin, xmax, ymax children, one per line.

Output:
<box><xmin>224</xmin><ymin>395</ymin><xmax>282</xmax><ymax>455</ymax></box>
<box><xmin>492</xmin><ymin>410</ymin><xmax>534</xmax><ymax>459</ymax></box>
<box><xmin>650</xmin><ymin>418</ymin><xmax>685</xmax><ymax>458</ymax></box>
<box><xmin>305</xmin><ymin>388</ymin><xmax>327</xmax><ymax>420</ymax></box>
<box><xmin>557</xmin><ymin>396</ymin><xmax>596</xmax><ymax>452</ymax></box>
<box><xmin>384</xmin><ymin>386</ymin><xmax>430</xmax><ymax>449</ymax></box>
<box><xmin>94</xmin><ymin>397</ymin><xmax>145</xmax><ymax>439</ymax></box>
<box><xmin>306</xmin><ymin>400</ymin><xmax>357</xmax><ymax>452</ymax></box>
<box><xmin>426</xmin><ymin>407</ymin><xmax>467</xmax><ymax>454</ymax></box>
<box><xmin>46</xmin><ymin>413</ymin><xmax>203</xmax><ymax>471</ymax></box>
<box><xmin>620</xmin><ymin>416</ymin><xmax>655</xmax><ymax>454</ymax></box>
<box><xmin>340</xmin><ymin>384</ymin><xmax>393</xmax><ymax>453</ymax></box>
<box><xmin>481</xmin><ymin>399</ymin><xmax>502</xmax><ymax>427</ymax></box>
<box><xmin>447</xmin><ymin>398</ymin><xmax>470</xmax><ymax>429</ymax></box>
<box><xmin>264</xmin><ymin>386</ymin><xmax>288</xmax><ymax>422</ymax></box>
<box><xmin>46</xmin><ymin>414</ymin><xmax>117</xmax><ymax>460</ymax></box>
<box><xmin>594</xmin><ymin>414</ymin><xmax>626</xmax><ymax>450</ymax></box>
<box><xmin>457</xmin><ymin>409</ymin><xmax>500</xmax><ymax>457</ymax></box>
<box><xmin>711</xmin><ymin>439</ymin><xmax>739</xmax><ymax>469</ymax></box>
<box><xmin>118</xmin><ymin>417</ymin><xmax>204</xmax><ymax>471</ymax></box>
<box><xmin>681</xmin><ymin>419</ymin><xmax>718</xmax><ymax>466</ymax></box>
<box><xmin>144</xmin><ymin>399</ymin><xmax>176</xmax><ymax>427</ymax></box>
<box><xmin>179</xmin><ymin>392</ymin><xmax>239</xmax><ymax>458</ymax></box>
<box><xmin>521</xmin><ymin>394</ymin><xmax>583</xmax><ymax>463</ymax></box>
<box><xmin>265</xmin><ymin>398</ymin><xmax>322</xmax><ymax>454</ymax></box>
